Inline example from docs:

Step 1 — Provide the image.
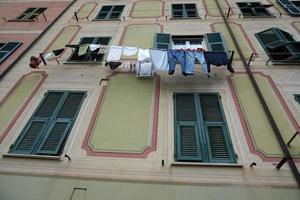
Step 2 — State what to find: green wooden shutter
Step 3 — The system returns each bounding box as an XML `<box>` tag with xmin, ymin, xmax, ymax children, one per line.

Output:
<box><xmin>199</xmin><ymin>94</ymin><xmax>223</xmax><ymax>122</ymax></box>
<box><xmin>154</xmin><ymin>33</ymin><xmax>171</xmax><ymax>49</ymax></box>
<box><xmin>174</xmin><ymin>94</ymin><xmax>202</xmax><ymax>161</ymax></box>
<box><xmin>57</xmin><ymin>93</ymin><xmax>85</xmax><ymax>119</ymax></box>
<box><xmin>36</xmin><ymin>120</ymin><xmax>72</xmax><ymax>155</ymax></box>
<box><xmin>10</xmin><ymin>120</ymin><xmax>47</xmax><ymax>154</ymax></box>
<box><xmin>204</xmin><ymin>32</ymin><xmax>228</xmax><ymax>52</ymax></box>
<box><xmin>34</xmin><ymin>92</ymin><xmax>64</xmax><ymax>118</ymax></box>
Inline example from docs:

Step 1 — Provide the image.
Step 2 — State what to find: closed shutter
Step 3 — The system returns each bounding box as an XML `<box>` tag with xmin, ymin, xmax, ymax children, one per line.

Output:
<box><xmin>0</xmin><ymin>42</ymin><xmax>22</xmax><ymax>64</ymax></box>
<box><xmin>199</xmin><ymin>94</ymin><xmax>223</xmax><ymax>122</ymax></box>
<box><xmin>10</xmin><ymin>120</ymin><xmax>47</xmax><ymax>154</ymax></box>
<box><xmin>34</xmin><ymin>92</ymin><xmax>64</xmax><ymax>118</ymax></box>
<box><xmin>204</xmin><ymin>32</ymin><xmax>228</xmax><ymax>52</ymax></box>
<box><xmin>36</xmin><ymin>120</ymin><xmax>72</xmax><ymax>155</ymax></box>
<box><xmin>205</xmin><ymin>124</ymin><xmax>235</xmax><ymax>163</ymax></box>
<box><xmin>154</xmin><ymin>33</ymin><xmax>171</xmax><ymax>49</ymax></box>
<box><xmin>57</xmin><ymin>93</ymin><xmax>85</xmax><ymax>118</ymax></box>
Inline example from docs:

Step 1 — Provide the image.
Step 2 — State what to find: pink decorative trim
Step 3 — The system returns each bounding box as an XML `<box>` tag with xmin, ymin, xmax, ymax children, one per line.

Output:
<box><xmin>118</xmin><ymin>23</ymin><xmax>163</xmax><ymax>46</ymax></box>
<box><xmin>82</xmin><ymin>73</ymin><xmax>160</xmax><ymax>158</ymax></box>
<box><xmin>228</xmin><ymin>72</ymin><xmax>300</xmax><ymax>162</ymax></box>
<box><xmin>210</xmin><ymin>22</ymin><xmax>258</xmax><ymax>59</ymax></box>
<box><xmin>43</xmin><ymin>25</ymin><xmax>81</xmax><ymax>58</ymax></box>
<box><xmin>73</xmin><ymin>2</ymin><xmax>97</xmax><ymax>20</ymax></box>
<box><xmin>202</xmin><ymin>0</ymin><xmax>234</xmax><ymax>17</ymax></box>
<box><xmin>291</xmin><ymin>21</ymin><xmax>300</xmax><ymax>34</ymax></box>
<box><xmin>0</xmin><ymin>71</ymin><xmax>47</xmax><ymax>143</ymax></box>
<box><xmin>129</xmin><ymin>0</ymin><xmax>165</xmax><ymax>19</ymax></box>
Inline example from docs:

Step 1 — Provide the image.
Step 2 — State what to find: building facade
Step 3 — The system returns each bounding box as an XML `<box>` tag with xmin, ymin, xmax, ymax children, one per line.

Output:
<box><xmin>0</xmin><ymin>0</ymin><xmax>300</xmax><ymax>199</ymax></box>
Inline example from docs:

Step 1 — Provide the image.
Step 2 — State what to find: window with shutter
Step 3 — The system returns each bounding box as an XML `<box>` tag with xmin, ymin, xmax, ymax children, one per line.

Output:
<box><xmin>0</xmin><ymin>41</ymin><xmax>22</xmax><ymax>64</ymax></box>
<box><xmin>16</xmin><ymin>7</ymin><xmax>47</xmax><ymax>20</ymax></box>
<box><xmin>204</xmin><ymin>32</ymin><xmax>229</xmax><ymax>53</ymax></box>
<box><xmin>171</xmin><ymin>4</ymin><xmax>199</xmax><ymax>18</ymax></box>
<box><xmin>95</xmin><ymin>5</ymin><xmax>125</xmax><ymax>20</ymax></box>
<box><xmin>154</xmin><ymin>33</ymin><xmax>171</xmax><ymax>49</ymax></box>
<box><xmin>174</xmin><ymin>93</ymin><xmax>235</xmax><ymax>163</ymax></box>
<box><xmin>276</xmin><ymin>0</ymin><xmax>300</xmax><ymax>16</ymax></box>
<box><xmin>236</xmin><ymin>2</ymin><xmax>273</xmax><ymax>17</ymax></box>
<box><xmin>9</xmin><ymin>91</ymin><xmax>86</xmax><ymax>156</ymax></box>
<box><xmin>67</xmin><ymin>37</ymin><xmax>111</xmax><ymax>62</ymax></box>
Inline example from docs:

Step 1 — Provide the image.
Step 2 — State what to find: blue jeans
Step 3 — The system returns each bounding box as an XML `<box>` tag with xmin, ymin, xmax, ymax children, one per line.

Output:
<box><xmin>186</xmin><ymin>51</ymin><xmax>208</xmax><ymax>75</ymax></box>
<box><xmin>168</xmin><ymin>50</ymin><xmax>186</xmax><ymax>75</ymax></box>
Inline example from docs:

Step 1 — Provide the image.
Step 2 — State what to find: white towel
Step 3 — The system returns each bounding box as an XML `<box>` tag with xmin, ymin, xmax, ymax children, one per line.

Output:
<box><xmin>138</xmin><ymin>48</ymin><xmax>151</xmax><ymax>62</ymax></box>
<box><xmin>107</xmin><ymin>46</ymin><xmax>123</xmax><ymax>61</ymax></box>
<box><xmin>123</xmin><ymin>47</ymin><xmax>138</xmax><ymax>56</ymax></box>
<box><xmin>89</xmin><ymin>44</ymin><xmax>101</xmax><ymax>51</ymax></box>
<box><xmin>136</xmin><ymin>62</ymin><xmax>153</xmax><ymax>77</ymax></box>
<box><xmin>149</xmin><ymin>49</ymin><xmax>169</xmax><ymax>72</ymax></box>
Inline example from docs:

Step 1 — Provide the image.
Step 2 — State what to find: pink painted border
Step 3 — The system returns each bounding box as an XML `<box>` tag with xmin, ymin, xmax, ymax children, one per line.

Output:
<box><xmin>43</xmin><ymin>25</ymin><xmax>81</xmax><ymax>58</ymax></box>
<box><xmin>0</xmin><ymin>71</ymin><xmax>47</xmax><ymax>143</ymax></box>
<box><xmin>81</xmin><ymin>73</ymin><xmax>160</xmax><ymax>158</ymax></box>
<box><xmin>227</xmin><ymin>72</ymin><xmax>300</xmax><ymax>162</ymax></box>
<box><xmin>129</xmin><ymin>0</ymin><xmax>165</xmax><ymax>19</ymax></box>
<box><xmin>202</xmin><ymin>0</ymin><xmax>234</xmax><ymax>17</ymax></box>
<box><xmin>210</xmin><ymin>22</ymin><xmax>258</xmax><ymax>59</ymax></box>
<box><xmin>118</xmin><ymin>23</ymin><xmax>163</xmax><ymax>46</ymax></box>
<box><xmin>73</xmin><ymin>2</ymin><xmax>97</xmax><ymax>20</ymax></box>
<box><xmin>291</xmin><ymin>21</ymin><xmax>300</xmax><ymax>34</ymax></box>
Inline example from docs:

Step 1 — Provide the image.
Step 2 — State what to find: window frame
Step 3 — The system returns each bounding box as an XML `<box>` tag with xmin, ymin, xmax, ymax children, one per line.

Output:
<box><xmin>173</xmin><ymin>92</ymin><xmax>236</xmax><ymax>164</ymax></box>
<box><xmin>16</xmin><ymin>7</ymin><xmax>47</xmax><ymax>21</ymax></box>
<box><xmin>171</xmin><ymin>4</ymin><xmax>200</xmax><ymax>19</ymax></box>
<box><xmin>0</xmin><ymin>41</ymin><xmax>22</xmax><ymax>64</ymax></box>
<box><xmin>94</xmin><ymin>5</ymin><xmax>125</xmax><ymax>20</ymax></box>
<box><xmin>66</xmin><ymin>37</ymin><xmax>111</xmax><ymax>63</ymax></box>
<box><xmin>9</xmin><ymin>91</ymin><xmax>86</xmax><ymax>157</ymax></box>
<box><xmin>236</xmin><ymin>2</ymin><xmax>274</xmax><ymax>17</ymax></box>
<box><xmin>294</xmin><ymin>94</ymin><xmax>300</xmax><ymax>104</ymax></box>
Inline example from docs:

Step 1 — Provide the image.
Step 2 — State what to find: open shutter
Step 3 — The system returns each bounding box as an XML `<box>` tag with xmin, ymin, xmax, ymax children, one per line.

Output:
<box><xmin>204</xmin><ymin>32</ymin><xmax>228</xmax><ymax>52</ymax></box>
<box><xmin>276</xmin><ymin>0</ymin><xmax>300</xmax><ymax>15</ymax></box>
<box><xmin>36</xmin><ymin>120</ymin><xmax>71</xmax><ymax>155</ymax></box>
<box><xmin>154</xmin><ymin>33</ymin><xmax>171</xmax><ymax>49</ymax></box>
<box><xmin>205</xmin><ymin>124</ymin><xmax>235</xmax><ymax>163</ymax></box>
<box><xmin>10</xmin><ymin>120</ymin><xmax>47</xmax><ymax>154</ymax></box>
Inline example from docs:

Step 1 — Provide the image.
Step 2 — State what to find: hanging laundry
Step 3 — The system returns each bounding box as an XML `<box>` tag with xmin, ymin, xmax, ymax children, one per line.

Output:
<box><xmin>89</xmin><ymin>44</ymin><xmax>101</xmax><ymax>51</ymax></box>
<box><xmin>186</xmin><ymin>50</ymin><xmax>209</xmax><ymax>76</ymax></box>
<box><xmin>43</xmin><ymin>52</ymin><xmax>54</xmax><ymax>61</ymax></box>
<box><xmin>53</xmin><ymin>48</ymin><xmax>64</xmax><ymax>56</ymax></box>
<box><xmin>136</xmin><ymin>62</ymin><xmax>153</xmax><ymax>77</ymax></box>
<box><xmin>204</xmin><ymin>51</ymin><xmax>234</xmax><ymax>73</ymax></box>
<box><xmin>107</xmin><ymin>46</ymin><xmax>123</xmax><ymax>61</ymax></box>
<box><xmin>78</xmin><ymin>44</ymin><xmax>90</xmax><ymax>56</ymax></box>
<box><xmin>105</xmin><ymin>61</ymin><xmax>122</xmax><ymax>70</ymax></box>
<box><xmin>138</xmin><ymin>49</ymin><xmax>151</xmax><ymax>62</ymax></box>
<box><xmin>123</xmin><ymin>47</ymin><xmax>138</xmax><ymax>56</ymax></box>
<box><xmin>167</xmin><ymin>49</ymin><xmax>186</xmax><ymax>75</ymax></box>
<box><xmin>149</xmin><ymin>49</ymin><xmax>169</xmax><ymax>72</ymax></box>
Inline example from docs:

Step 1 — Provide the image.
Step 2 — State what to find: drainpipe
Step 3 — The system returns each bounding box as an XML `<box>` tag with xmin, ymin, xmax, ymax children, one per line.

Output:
<box><xmin>0</xmin><ymin>0</ymin><xmax>78</xmax><ymax>79</ymax></box>
<box><xmin>213</xmin><ymin>0</ymin><xmax>300</xmax><ymax>187</ymax></box>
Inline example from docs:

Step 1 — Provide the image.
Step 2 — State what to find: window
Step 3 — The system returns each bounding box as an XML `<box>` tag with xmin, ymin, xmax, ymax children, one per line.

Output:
<box><xmin>204</xmin><ymin>32</ymin><xmax>229</xmax><ymax>52</ymax></box>
<box><xmin>16</xmin><ymin>7</ymin><xmax>47</xmax><ymax>20</ymax></box>
<box><xmin>295</xmin><ymin>94</ymin><xmax>300</xmax><ymax>104</ymax></box>
<box><xmin>236</xmin><ymin>2</ymin><xmax>273</xmax><ymax>17</ymax></box>
<box><xmin>154</xmin><ymin>33</ymin><xmax>171</xmax><ymax>49</ymax></box>
<box><xmin>174</xmin><ymin>93</ymin><xmax>236</xmax><ymax>163</ymax></box>
<box><xmin>255</xmin><ymin>27</ymin><xmax>300</xmax><ymax>63</ymax></box>
<box><xmin>172</xmin><ymin>35</ymin><xmax>203</xmax><ymax>49</ymax></box>
<box><xmin>95</xmin><ymin>5</ymin><xmax>125</xmax><ymax>20</ymax></box>
<box><xmin>9</xmin><ymin>91</ymin><xmax>86</xmax><ymax>156</ymax></box>
<box><xmin>171</xmin><ymin>4</ymin><xmax>199</xmax><ymax>19</ymax></box>
<box><xmin>276</xmin><ymin>0</ymin><xmax>300</xmax><ymax>16</ymax></box>
<box><xmin>0</xmin><ymin>41</ymin><xmax>22</xmax><ymax>64</ymax></box>
<box><xmin>67</xmin><ymin>37</ymin><xmax>111</xmax><ymax>62</ymax></box>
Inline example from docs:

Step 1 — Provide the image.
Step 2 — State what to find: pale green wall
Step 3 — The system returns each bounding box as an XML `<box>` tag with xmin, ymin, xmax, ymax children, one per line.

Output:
<box><xmin>131</xmin><ymin>1</ymin><xmax>161</xmax><ymax>18</ymax></box>
<box><xmin>0</xmin><ymin>174</ymin><xmax>299</xmax><ymax>200</ymax></box>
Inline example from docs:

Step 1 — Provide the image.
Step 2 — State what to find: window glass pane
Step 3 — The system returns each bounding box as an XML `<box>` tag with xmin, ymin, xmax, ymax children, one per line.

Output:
<box><xmin>173</xmin><ymin>11</ymin><xmax>183</xmax><ymax>17</ymax></box>
<box><xmin>95</xmin><ymin>37</ymin><xmax>110</xmax><ymax>45</ymax></box>
<box><xmin>35</xmin><ymin>8</ymin><xmax>47</xmax><ymax>14</ymax></box>
<box><xmin>101</xmin><ymin>6</ymin><xmax>112</xmax><ymax>12</ymax></box>
<box><xmin>185</xmin><ymin>4</ymin><xmax>196</xmax><ymax>9</ymax></box>
<box><xmin>156</xmin><ymin>33</ymin><xmax>170</xmax><ymax>43</ymax></box>
<box><xmin>0</xmin><ymin>52</ymin><xmax>7</xmax><ymax>59</ymax></box>
<box><xmin>24</xmin><ymin>8</ymin><xmax>36</xmax><ymax>13</ymax></box>
<box><xmin>35</xmin><ymin>92</ymin><xmax>63</xmax><ymax>118</ymax></box>
<box><xmin>1</xmin><ymin>42</ymin><xmax>20</xmax><ymax>51</ymax></box>
<box><xmin>176</xmin><ymin>94</ymin><xmax>197</xmax><ymax>121</ymax></box>
<box><xmin>80</xmin><ymin>37</ymin><xmax>95</xmax><ymax>45</ymax></box>
<box><xmin>57</xmin><ymin>93</ymin><xmax>85</xmax><ymax>118</ymax></box>
<box><xmin>186</xmin><ymin>11</ymin><xmax>197</xmax><ymax>17</ymax></box>
<box><xmin>199</xmin><ymin>94</ymin><xmax>223</xmax><ymax>122</ymax></box>
<box><xmin>96</xmin><ymin>12</ymin><xmax>108</xmax><ymax>19</ymax></box>
<box><xmin>110</xmin><ymin>12</ymin><xmax>121</xmax><ymax>19</ymax></box>
<box><xmin>113</xmin><ymin>5</ymin><xmax>124</xmax><ymax>11</ymax></box>
<box><xmin>172</xmin><ymin>4</ymin><xmax>183</xmax><ymax>10</ymax></box>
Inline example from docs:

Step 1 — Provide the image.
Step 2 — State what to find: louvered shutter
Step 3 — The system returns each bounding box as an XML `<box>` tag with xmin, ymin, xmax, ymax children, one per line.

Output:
<box><xmin>34</xmin><ymin>92</ymin><xmax>64</xmax><ymax>118</ymax></box>
<box><xmin>154</xmin><ymin>33</ymin><xmax>171</xmax><ymax>50</ymax></box>
<box><xmin>57</xmin><ymin>93</ymin><xmax>85</xmax><ymax>118</ymax></box>
<box><xmin>204</xmin><ymin>32</ymin><xmax>228</xmax><ymax>53</ymax></box>
<box><xmin>36</xmin><ymin>120</ymin><xmax>71</xmax><ymax>155</ymax></box>
<box><xmin>205</xmin><ymin>124</ymin><xmax>235</xmax><ymax>163</ymax></box>
<box><xmin>10</xmin><ymin>120</ymin><xmax>47</xmax><ymax>154</ymax></box>
<box><xmin>175</xmin><ymin>94</ymin><xmax>202</xmax><ymax>161</ymax></box>
<box><xmin>199</xmin><ymin>94</ymin><xmax>223</xmax><ymax>122</ymax></box>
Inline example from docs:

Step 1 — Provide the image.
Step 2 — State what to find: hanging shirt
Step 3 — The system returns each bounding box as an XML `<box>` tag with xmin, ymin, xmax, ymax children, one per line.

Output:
<box><xmin>204</xmin><ymin>51</ymin><xmax>234</xmax><ymax>73</ymax></box>
<box><xmin>123</xmin><ymin>47</ymin><xmax>138</xmax><ymax>56</ymax></box>
<box><xmin>107</xmin><ymin>46</ymin><xmax>123</xmax><ymax>61</ymax></box>
<box><xmin>53</xmin><ymin>48</ymin><xmax>65</xmax><ymax>56</ymax></box>
<box><xmin>149</xmin><ymin>49</ymin><xmax>169</xmax><ymax>72</ymax></box>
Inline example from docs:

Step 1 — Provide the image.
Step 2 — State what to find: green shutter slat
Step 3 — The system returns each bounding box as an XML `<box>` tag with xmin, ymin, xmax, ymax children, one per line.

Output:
<box><xmin>154</xmin><ymin>33</ymin><xmax>171</xmax><ymax>49</ymax></box>
<box><xmin>36</xmin><ymin>120</ymin><xmax>71</xmax><ymax>155</ymax></box>
<box><xmin>176</xmin><ymin>122</ymin><xmax>202</xmax><ymax>161</ymax></box>
<box><xmin>10</xmin><ymin>121</ymin><xmax>46</xmax><ymax>154</ymax></box>
<box><xmin>57</xmin><ymin>93</ymin><xmax>85</xmax><ymax>118</ymax></box>
<box><xmin>199</xmin><ymin>94</ymin><xmax>223</xmax><ymax>122</ymax></box>
<box><xmin>34</xmin><ymin>92</ymin><xmax>64</xmax><ymax>118</ymax></box>
<box><xmin>176</xmin><ymin>94</ymin><xmax>197</xmax><ymax>121</ymax></box>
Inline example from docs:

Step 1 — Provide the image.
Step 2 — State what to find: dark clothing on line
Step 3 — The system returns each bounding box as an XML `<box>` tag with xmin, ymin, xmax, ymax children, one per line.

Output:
<box><xmin>53</xmin><ymin>48</ymin><xmax>64</xmax><ymax>56</ymax></box>
<box><xmin>204</xmin><ymin>51</ymin><xmax>234</xmax><ymax>73</ymax></box>
<box><xmin>105</xmin><ymin>62</ymin><xmax>122</xmax><ymax>70</ymax></box>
